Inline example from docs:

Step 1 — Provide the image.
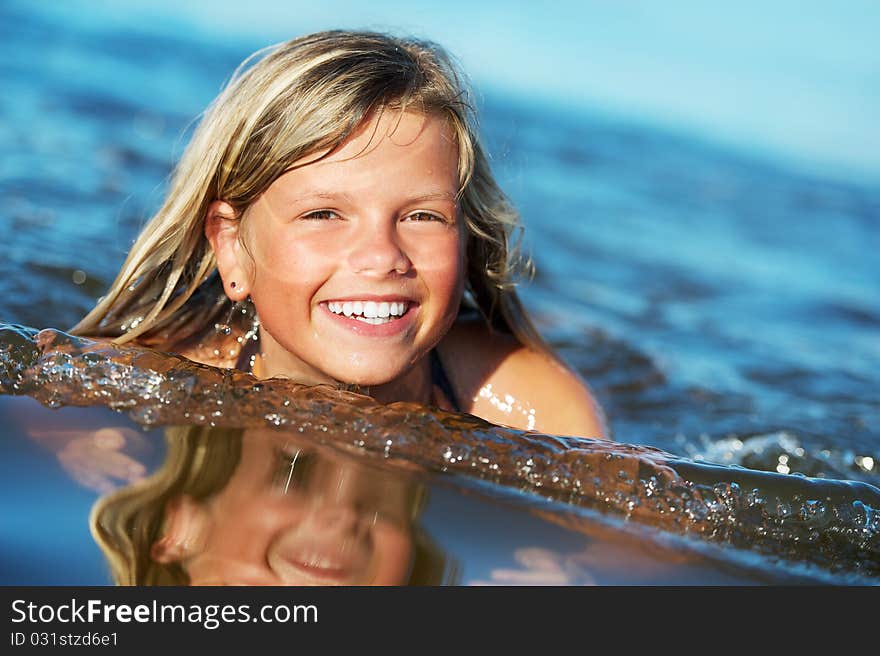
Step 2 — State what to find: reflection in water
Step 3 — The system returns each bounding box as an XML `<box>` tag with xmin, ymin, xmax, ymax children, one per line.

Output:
<box><xmin>470</xmin><ymin>547</ymin><xmax>592</xmax><ymax>586</ymax></box>
<box><xmin>91</xmin><ymin>426</ymin><xmax>453</xmax><ymax>585</ymax></box>
<box><xmin>29</xmin><ymin>425</ymin><xmax>149</xmax><ymax>495</ymax></box>
<box><xmin>2</xmin><ymin>323</ymin><xmax>880</xmax><ymax>583</ymax></box>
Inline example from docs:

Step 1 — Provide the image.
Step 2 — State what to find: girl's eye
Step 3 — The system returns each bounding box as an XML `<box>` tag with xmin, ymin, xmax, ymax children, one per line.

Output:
<box><xmin>301</xmin><ymin>210</ymin><xmax>340</xmax><ymax>221</ymax></box>
<box><xmin>273</xmin><ymin>448</ymin><xmax>315</xmax><ymax>492</ymax></box>
<box><xmin>404</xmin><ymin>211</ymin><xmax>446</xmax><ymax>223</ymax></box>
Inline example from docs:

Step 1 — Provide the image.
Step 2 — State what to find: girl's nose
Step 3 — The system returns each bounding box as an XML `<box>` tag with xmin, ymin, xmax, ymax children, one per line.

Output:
<box><xmin>305</xmin><ymin>501</ymin><xmax>362</xmax><ymax>537</ymax></box>
<box><xmin>346</xmin><ymin>221</ymin><xmax>412</xmax><ymax>276</ymax></box>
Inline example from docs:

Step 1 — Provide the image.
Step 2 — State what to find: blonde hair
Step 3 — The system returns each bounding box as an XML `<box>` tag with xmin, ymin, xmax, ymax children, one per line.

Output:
<box><xmin>90</xmin><ymin>426</ymin><xmax>243</xmax><ymax>585</ymax></box>
<box><xmin>71</xmin><ymin>30</ymin><xmax>549</xmax><ymax>356</ymax></box>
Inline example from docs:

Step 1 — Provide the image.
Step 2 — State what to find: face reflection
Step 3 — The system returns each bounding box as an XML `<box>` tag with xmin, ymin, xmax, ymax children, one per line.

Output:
<box><xmin>171</xmin><ymin>429</ymin><xmax>417</xmax><ymax>586</ymax></box>
<box><xmin>235</xmin><ymin>110</ymin><xmax>465</xmax><ymax>388</ymax></box>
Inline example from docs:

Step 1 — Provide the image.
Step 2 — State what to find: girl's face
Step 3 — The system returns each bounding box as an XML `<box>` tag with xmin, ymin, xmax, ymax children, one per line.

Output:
<box><xmin>218</xmin><ymin>110</ymin><xmax>465</xmax><ymax>387</ymax></box>
<box><xmin>159</xmin><ymin>430</ymin><xmax>417</xmax><ymax>586</ymax></box>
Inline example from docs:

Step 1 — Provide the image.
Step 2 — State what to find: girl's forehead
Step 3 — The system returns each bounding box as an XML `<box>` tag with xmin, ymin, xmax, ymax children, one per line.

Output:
<box><xmin>266</xmin><ymin>111</ymin><xmax>460</xmax><ymax>197</ymax></box>
<box><xmin>339</xmin><ymin>109</ymin><xmax>454</xmax><ymax>153</ymax></box>
<box><xmin>285</xmin><ymin>110</ymin><xmax>458</xmax><ymax>175</ymax></box>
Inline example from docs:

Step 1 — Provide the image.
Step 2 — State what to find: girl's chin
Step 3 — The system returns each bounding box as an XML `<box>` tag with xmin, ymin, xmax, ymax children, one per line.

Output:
<box><xmin>257</xmin><ymin>340</ymin><xmax>417</xmax><ymax>387</ymax></box>
<box><xmin>323</xmin><ymin>361</ymin><xmax>422</xmax><ymax>393</ymax></box>
<box><xmin>331</xmin><ymin>371</ymin><xmax>407</xmax><ymax>389</ymax></box>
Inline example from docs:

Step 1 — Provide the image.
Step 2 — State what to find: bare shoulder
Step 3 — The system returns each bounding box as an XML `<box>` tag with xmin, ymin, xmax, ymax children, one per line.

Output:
<box><xmin>90</xmin><ymin>333</ymin><xmax>238</xmax><ymax>370</ymax></box>
<box><xmin>438</xmin><ymin>319</ymin><xmax>608</xmax><ymax>439</ymax></box>
<box><xmin>173</xmin><ymin>337</ymin><xmax>238</xmax><ymax>369</ymax></box>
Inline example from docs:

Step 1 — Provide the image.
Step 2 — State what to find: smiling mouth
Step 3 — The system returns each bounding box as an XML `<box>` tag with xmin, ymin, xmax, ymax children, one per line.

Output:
<box><xmin>280</xmin><ymin>552</ymin><xmax>355</xmax><ymax>584</ymax></box>
<box><xmin>323</xmin><ymin>300</ymin><xmax>413</xmax><ymax>325</ymax></box>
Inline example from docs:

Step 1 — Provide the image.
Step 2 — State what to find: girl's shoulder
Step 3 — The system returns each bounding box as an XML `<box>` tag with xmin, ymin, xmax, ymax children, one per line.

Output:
<box><xmin>438</xmin><ymin>319</ymin><xmax>608</xmax><ymax>439</ymax></box>
<box><xmin>151</xmin><ymin>331</ymin><xmax>240</xmax><ymax>370</ymax></box>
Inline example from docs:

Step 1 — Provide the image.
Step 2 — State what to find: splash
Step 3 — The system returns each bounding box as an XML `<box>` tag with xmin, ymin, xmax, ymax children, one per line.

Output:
<box><xmin>681</xmin><ymin>430</ymin><xmax>878</xmax><ymax>485</ymax></box>
<box><xmin>2</xmin><ymin>323</ymin><xmax>879</xmax><ymax>580</ymax></box>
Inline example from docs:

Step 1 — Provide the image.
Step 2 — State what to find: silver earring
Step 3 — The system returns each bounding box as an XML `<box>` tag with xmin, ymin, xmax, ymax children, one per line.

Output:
<box><xmin>214</xmin><ymin>301</ymin><xmax>236</xmax><ymax>336</ymax></box>
<box><xmin>215</xmin><ymin>296</ymin><xmax>257</xmax><ymax>336</ymax></box>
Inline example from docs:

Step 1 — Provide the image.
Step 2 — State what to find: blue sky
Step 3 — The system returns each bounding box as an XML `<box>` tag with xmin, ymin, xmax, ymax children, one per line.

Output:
<box><xmin>37</xmin><ymin>0</ymin><xmax>880</xmax><ymax>182</ymax></box>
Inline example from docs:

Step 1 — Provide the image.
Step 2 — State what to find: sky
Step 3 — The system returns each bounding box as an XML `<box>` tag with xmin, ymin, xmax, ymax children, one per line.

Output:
<box><xmin>30</xmin><ymin>0</ymin><xmax>880</xmax><ymax>182</ymax></box>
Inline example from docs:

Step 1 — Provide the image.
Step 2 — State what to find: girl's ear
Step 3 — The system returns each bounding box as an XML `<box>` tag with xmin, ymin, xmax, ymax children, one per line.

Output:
<box><xmin>150</xmin><ymin>495</ymin><xmax>209</xmax><ymax>564</ymax></box>
<box><xmin>204</xmin><ymin>200</ymin><xmax>251</xmax><ymax>301</ymax></box>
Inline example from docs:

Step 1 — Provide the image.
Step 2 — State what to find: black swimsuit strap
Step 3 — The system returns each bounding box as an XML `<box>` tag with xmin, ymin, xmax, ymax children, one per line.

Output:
<box><xmin>430</xmin><ymin>348</ymin><xmax>462</xmax><ymax>412</ymax></box>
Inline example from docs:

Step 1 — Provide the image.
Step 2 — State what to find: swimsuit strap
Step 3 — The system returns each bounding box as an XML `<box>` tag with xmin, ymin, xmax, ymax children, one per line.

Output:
<box><xmin>430</xmin><ymin>348</ymin><xmax>462</xmax><ymax>412</ymax></box>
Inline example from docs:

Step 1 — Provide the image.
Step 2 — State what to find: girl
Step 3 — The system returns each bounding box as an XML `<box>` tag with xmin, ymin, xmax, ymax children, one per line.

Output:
<box><xmin>72</xmin><ymin>30</ymin><xmax>607</xmax><ymax>439</ymax></box>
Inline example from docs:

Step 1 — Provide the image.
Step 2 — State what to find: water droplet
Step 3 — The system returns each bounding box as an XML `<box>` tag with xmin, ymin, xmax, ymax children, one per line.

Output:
<box><xmin>775</xmin><ymin>501</ymin><xmax>792</xmax><ymax>518</ymax></box>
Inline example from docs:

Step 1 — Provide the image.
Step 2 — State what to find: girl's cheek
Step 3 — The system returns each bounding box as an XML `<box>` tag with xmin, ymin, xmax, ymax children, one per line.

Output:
<box><xmin>256</xmin><ymin>235</ymin><xmax>332</xmax><ymax>278</ymax></box>
<box><xmin>368</xmin><ymin>523</ymin><xmax>415</xmax><ymax>584</ymax></box>
<box><xmin>419</xmin><ymin>237</ymin><xmax>465</xmax><ymax>279</ymax></box>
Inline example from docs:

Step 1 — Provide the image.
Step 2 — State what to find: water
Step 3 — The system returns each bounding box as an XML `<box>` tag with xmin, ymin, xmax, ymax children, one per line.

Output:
<box><xmin>2</xmin><ymin>327</ymin><xmax>878</xmax><ymax>584</ymax></box>
<box><xmin>1</xmin><ymin>4</ymin><xmax>879</xmax><ymax>584</ymax></box>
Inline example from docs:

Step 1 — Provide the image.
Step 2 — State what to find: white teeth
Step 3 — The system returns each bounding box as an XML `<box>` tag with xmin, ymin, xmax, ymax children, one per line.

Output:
<box><xmin>303</xmin><ymin>554</ymin><xmax>343</xmax><ymax>570</ymax></box>
<box><xmin>326</xmin><ymin>300</ymin><xmax>410</xmax><ymax>320</ymax></box>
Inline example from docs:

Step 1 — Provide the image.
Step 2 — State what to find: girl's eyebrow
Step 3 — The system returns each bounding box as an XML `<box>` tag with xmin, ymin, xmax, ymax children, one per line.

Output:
<box><xmin>409</xmin><ymin>192</ymin><xmax>457</xmax><ymax>202</ymax></box>
<box><xmin>291</xmin><ymin>191</ymin><xmax>354</xmax><ymax>204</ymax></box>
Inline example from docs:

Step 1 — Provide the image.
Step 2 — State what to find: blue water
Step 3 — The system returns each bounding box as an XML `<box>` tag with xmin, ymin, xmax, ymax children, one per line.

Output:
<box><xmin>1</xmin><ymin>3</ymin><xmax>878</xmax><ymax>584</ymax></box>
